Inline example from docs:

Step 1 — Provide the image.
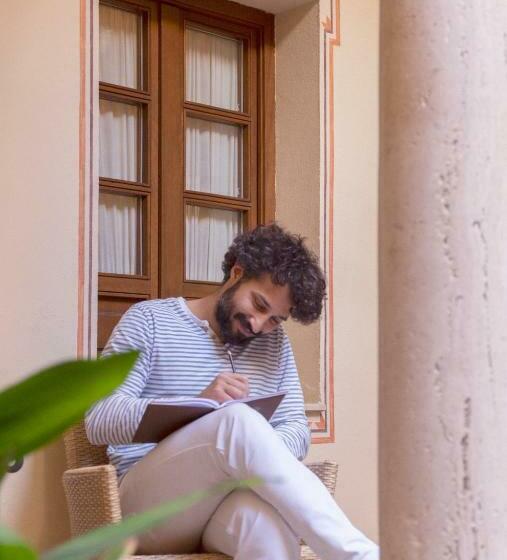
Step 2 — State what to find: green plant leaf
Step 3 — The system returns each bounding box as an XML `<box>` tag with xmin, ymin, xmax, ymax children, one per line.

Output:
<box><xmin>0</xmin><ymin>526</ymin><xmax>38</xmax><ymax>560</ymax></box>
<box><xmin>0</xmin><ymin>458</ymin><xmax>7</xmax><ymax>483</ymax></box>
<box><xmin>0</xmin><ymin>352</ymin><xmax>138</xmax><ymax>462</ymax></box>
<box><xmin>95</xmin><ymin>538</ymin><xmax>137</xmax><ymax>560</ymax></box>
<box><xmin>42</xmin><ymin>477</ymin><xmax>262</xmax><ymax>560</ymax></box>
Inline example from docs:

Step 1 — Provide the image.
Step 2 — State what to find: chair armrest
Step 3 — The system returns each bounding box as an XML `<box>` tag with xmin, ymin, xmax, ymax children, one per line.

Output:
<box><xmin>63</xmin><ymin>464</ymin><xmax>122</xmax><ymax>537</ymax></box>
<box><xmin>305</xmin><ymin>460</ymin><xmax>338</xmax><ymax>495</ymax></box>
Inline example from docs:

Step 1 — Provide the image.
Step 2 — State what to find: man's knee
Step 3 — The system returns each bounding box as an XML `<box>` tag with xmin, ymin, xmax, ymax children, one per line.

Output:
<box><xmin>214</xmin><ymin>403</ymin><xmax>276</xmax><ymax>451</ymax></box>
<box><xmin>221</xmin><ymin>489</ymin><xmax>287</xmax><ymax>529</ymax></box>
<box><xmin>217</xmin><ymin>403</ymin><xmax>270</xmax><ymax>432</ymax></box>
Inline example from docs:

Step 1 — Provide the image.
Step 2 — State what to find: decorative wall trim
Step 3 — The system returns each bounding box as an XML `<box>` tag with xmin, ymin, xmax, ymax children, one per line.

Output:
<box><xmin>311</xmin><ymin>0</ymin><xmax>340</xmax><ymax>443</ymax></box>
<box><xmin>78</xmin><ymin>0</ymin><xmax>85</xmax><ymax>359</ymax></box>
<box><xmin>78</xmin><ymin>0</ymin><xmax>98</xmax><ymax>360</ymax></box>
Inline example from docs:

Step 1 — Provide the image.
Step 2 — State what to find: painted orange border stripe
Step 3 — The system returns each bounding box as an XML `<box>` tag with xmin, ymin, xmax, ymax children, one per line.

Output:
<box><xmin>313</xmin><ymin>0</ymin><xmax>340</xmax><ymax>444</ymax></box>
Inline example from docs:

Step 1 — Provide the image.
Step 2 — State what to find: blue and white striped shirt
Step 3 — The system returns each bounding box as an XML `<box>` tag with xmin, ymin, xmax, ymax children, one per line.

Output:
<box><xmin>85</xmin><ymin>297</ymin><xmax>310</xmax><ymax>479</ymax></box>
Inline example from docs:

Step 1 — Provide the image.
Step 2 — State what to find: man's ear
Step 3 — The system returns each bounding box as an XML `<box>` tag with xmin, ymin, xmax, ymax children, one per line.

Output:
<box><xmin>231</xmin><ymin>264</ymin><xmax>244</xmax><ymax>281</ymax></box>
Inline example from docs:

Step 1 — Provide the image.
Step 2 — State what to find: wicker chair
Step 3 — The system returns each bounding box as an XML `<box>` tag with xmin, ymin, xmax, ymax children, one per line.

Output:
<box><xmin>63</xmin><ymin>422</ymin><xmax>338</xmax><ymax>559</ymax></box>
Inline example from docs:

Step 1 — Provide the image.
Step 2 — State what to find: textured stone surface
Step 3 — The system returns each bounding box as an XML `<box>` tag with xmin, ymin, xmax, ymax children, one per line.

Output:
<box><xmin>379</xmin><ymin>2</ymin><xmax>507</xmax><ymax>558</ymax></box>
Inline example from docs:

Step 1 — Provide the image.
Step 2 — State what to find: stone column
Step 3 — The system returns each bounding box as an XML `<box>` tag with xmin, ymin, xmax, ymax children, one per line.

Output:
<box><xmin>379</xmin><ymin>2</ymin><xmax>507</xmax><ymax>559</ymax></box>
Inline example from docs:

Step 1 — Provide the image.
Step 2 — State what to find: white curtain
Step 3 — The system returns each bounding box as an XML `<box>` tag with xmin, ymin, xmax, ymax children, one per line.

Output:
<box><xmin>99</xmin><ymin>99</ymin><xmax>140</xmax><ymax>182</ymax></box>
<box><xmin>99</xmin><ymin>4</ymin><xmax>139</xmax><ymax>89</ymax></box>
<box><xmin>185</xmin><ymin>206</ymin><xmax>241</xmax><ymax>282</ymax></box>
<box><xmin>186</xmin><ymin>117</ymin><xmax>242</xmax><ymax>197</ymax></box>
<box><xmin>99</xmin><ymin>7</ymin><xmax>142</xmax><ymax>275</ymax></box>
<box><xmin>99</xmin><ymin>193</ymin><xmax>142</xmax><ymax>275</ymax></box>
<box><xmin>185</xmin><ymin>27</ymin><xmax>243</xmax><ymax>281</ymax></box>
<box><xmin>185</xmin><ymin>28</ymin><xmax>242</xmax><ymax>111</ymax></box>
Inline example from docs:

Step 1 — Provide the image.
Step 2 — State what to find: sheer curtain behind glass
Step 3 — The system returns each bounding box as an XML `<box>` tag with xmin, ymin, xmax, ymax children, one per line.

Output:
<box><xmin>99</xmin><ymin>193</ymin><xmax>142</xmax><ymax>275</ymax></box>
<box><xmin>99</xmin><ymin>5</ymin><xmax>143</xmax><ymax>275</ymax></box>
<box><xmin>186</xmin><ymin>117</ymin><xmax>242</xmax><ymax>197</ymax></box>
<box><xmin>99</xmin><ymin>4</ymin><xmax>140</xmax><ymax>89</ymax></box>
<box><xmin>99</xmin><ymin>99</ymin><xmax>141</xmax><ymax>182</ymax></box>
<box><xmin>186</xmin><ymin>206</ymin><xmax>241</xmax><ymax>282</ymax></box>
<box><xmin>186</xmin><ymin>27</ymin><xmax>242</xmax><ymax>111</ymax></box>
<box><xmin>185</xmin><ymin>27</ymin><xmax>243</xmax><ymax>281</ymax></box>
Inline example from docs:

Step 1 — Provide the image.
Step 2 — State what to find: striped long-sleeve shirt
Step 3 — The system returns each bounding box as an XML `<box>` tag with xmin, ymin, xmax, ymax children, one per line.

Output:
<box><xmin>85</xmin><ymin>297</ymin><xmax>311</xmax><ymax>480</ymax></box>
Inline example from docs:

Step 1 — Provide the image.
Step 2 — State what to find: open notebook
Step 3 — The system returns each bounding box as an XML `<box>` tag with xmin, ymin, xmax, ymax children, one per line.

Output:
<box><xmin>132</xmin><ymin>391</ymin><xmax>287</xmax><ymax>443</ymax></box>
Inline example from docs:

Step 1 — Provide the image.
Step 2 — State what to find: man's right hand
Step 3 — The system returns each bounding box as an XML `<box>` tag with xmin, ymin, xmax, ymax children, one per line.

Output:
<box><xmin>199</xmin><ymin>373</ymin><xmax>249</xmax><ymax>403</ymax></box>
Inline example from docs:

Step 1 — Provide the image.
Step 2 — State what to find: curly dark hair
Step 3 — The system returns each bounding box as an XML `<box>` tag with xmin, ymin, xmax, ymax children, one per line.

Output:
<box><xmin>222</xmin><ymin>223</ymin><xmax>326</xmax><ymax>324</ymax></box>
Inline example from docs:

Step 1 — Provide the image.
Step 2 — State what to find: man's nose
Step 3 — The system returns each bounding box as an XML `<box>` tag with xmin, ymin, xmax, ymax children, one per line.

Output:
<box><xmin>249</xmin><ymin>314</ymin><xmax>269</xmax><ymax>335</ymax></box>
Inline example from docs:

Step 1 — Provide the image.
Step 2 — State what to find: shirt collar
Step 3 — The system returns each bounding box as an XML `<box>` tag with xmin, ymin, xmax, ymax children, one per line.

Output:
<box><xmin>176</xmin><ymin>297</ymin><xmax>219</xmax><ymax>338</ymax></box>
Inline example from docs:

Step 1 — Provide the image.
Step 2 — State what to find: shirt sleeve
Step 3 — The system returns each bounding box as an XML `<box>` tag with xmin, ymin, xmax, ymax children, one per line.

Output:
<box><xmin>269</xmin><ymin>331</ymin><xmax>311</xmax><ymax>460</ymax></box>
<box><xmin>85</xmin><ymin>303</ymin><xmax>158</xmax><ymax>445</ymax></box>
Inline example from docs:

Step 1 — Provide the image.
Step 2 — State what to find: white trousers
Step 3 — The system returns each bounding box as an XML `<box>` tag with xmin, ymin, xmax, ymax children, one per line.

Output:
<box><xmin>119</xmin><ymin>404</ymin><xmax>379</xmax><ymax>560</ymax></box>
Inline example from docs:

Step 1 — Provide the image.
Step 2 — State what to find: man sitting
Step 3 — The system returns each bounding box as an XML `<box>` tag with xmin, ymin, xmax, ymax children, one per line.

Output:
<box><xmin>85</xmin><ymin>223</ymin><xmax>379</xmax><ymax>560</ymax></box>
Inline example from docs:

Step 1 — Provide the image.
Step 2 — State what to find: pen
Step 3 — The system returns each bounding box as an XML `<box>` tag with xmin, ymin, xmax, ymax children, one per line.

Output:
<box><xmin>226</xmin><ymin>348</ymin><xmax>236</xmax><ymax>373</ymax></box>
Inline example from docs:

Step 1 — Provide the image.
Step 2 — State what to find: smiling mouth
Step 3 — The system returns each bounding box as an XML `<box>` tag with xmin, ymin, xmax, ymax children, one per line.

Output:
<box><xmin>237</xmin><ymin>321</ymin><xmax>252</xmax><ymax>337</ymax></box>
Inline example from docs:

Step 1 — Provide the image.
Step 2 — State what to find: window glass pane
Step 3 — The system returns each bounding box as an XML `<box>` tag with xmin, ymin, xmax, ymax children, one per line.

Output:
<box><xmin>99</xmin><ymin>192</ymin><xmax>144</xmax><ymax>275</ymax></box>
<box><xmin>185</xmin><ymin>117</ymin><xmax>243</xmax><ymax>197</ymax></box>
<box><xmin>185</xmin><ymin>206</ymin><xmax>242</xmax><ymax>282</ymax></box>
<box><xmin>99</xmin><ymin>98</ymin><xmax>144</xmax><ymax>182</ymax></box>
<box><xmin>99</xmin><ymin>4</ymin><xmax>142</xmax><ymax>89</ymax></box>
<box><xmin>185</xmin><ymin>27</ymin><xmax>243</xmax><ymax>111</ymax></box>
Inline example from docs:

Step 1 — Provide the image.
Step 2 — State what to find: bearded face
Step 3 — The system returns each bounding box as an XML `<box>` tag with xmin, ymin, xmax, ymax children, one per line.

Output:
<box><xmin>215</xmin><ymin>280</ymin><xmax>258</xmax><ymax>346</ymax></box>
<box><xmin>214</xmin><ymin>270</ymin><xmax>293</xmax><ymax>346</ymax></box>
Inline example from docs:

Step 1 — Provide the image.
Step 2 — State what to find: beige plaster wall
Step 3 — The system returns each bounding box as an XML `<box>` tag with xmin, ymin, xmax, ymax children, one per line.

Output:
<box><xmin>276</xmin><ymin>0</ymin><xmax>379</xmax><ymax>541</ymax></box>
<box><xmin>0</xmin><ymin>0</ymin><xmax>80</xmax><ymax>550</ymax></box>
<box><xmin>275</xmin><ymin>1</ymin><xmax>322</xmax><ymax>405</ymax></box>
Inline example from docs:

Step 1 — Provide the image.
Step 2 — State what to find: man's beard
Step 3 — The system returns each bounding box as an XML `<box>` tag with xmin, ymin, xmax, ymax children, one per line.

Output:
<box><xmin>215</xmin><ymin>282</ymin><xmax>257</xmax><ymax>346</ymax></box>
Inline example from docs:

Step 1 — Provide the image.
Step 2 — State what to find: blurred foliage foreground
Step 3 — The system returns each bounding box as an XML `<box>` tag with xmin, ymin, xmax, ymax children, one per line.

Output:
<box><xmin>0</xmin><ymin>352</ymin><xmax>260</xmax><ymax>560</ymax></box>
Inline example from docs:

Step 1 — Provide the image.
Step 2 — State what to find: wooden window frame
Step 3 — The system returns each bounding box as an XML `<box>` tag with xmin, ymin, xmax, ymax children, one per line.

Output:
<box><xmin>98</xmin><ymin>0</ymin><xmax>159</xmax><ymax>349</ymax></box>
<box><xmin>160</xmin><ymin>3</ymin><xmax>265</xmax><ymax>297</ymax></box>
<box><xmin>97</xmin><ymin>0</ymin><xmax>274</xmax><ymax>349</ymax></box>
